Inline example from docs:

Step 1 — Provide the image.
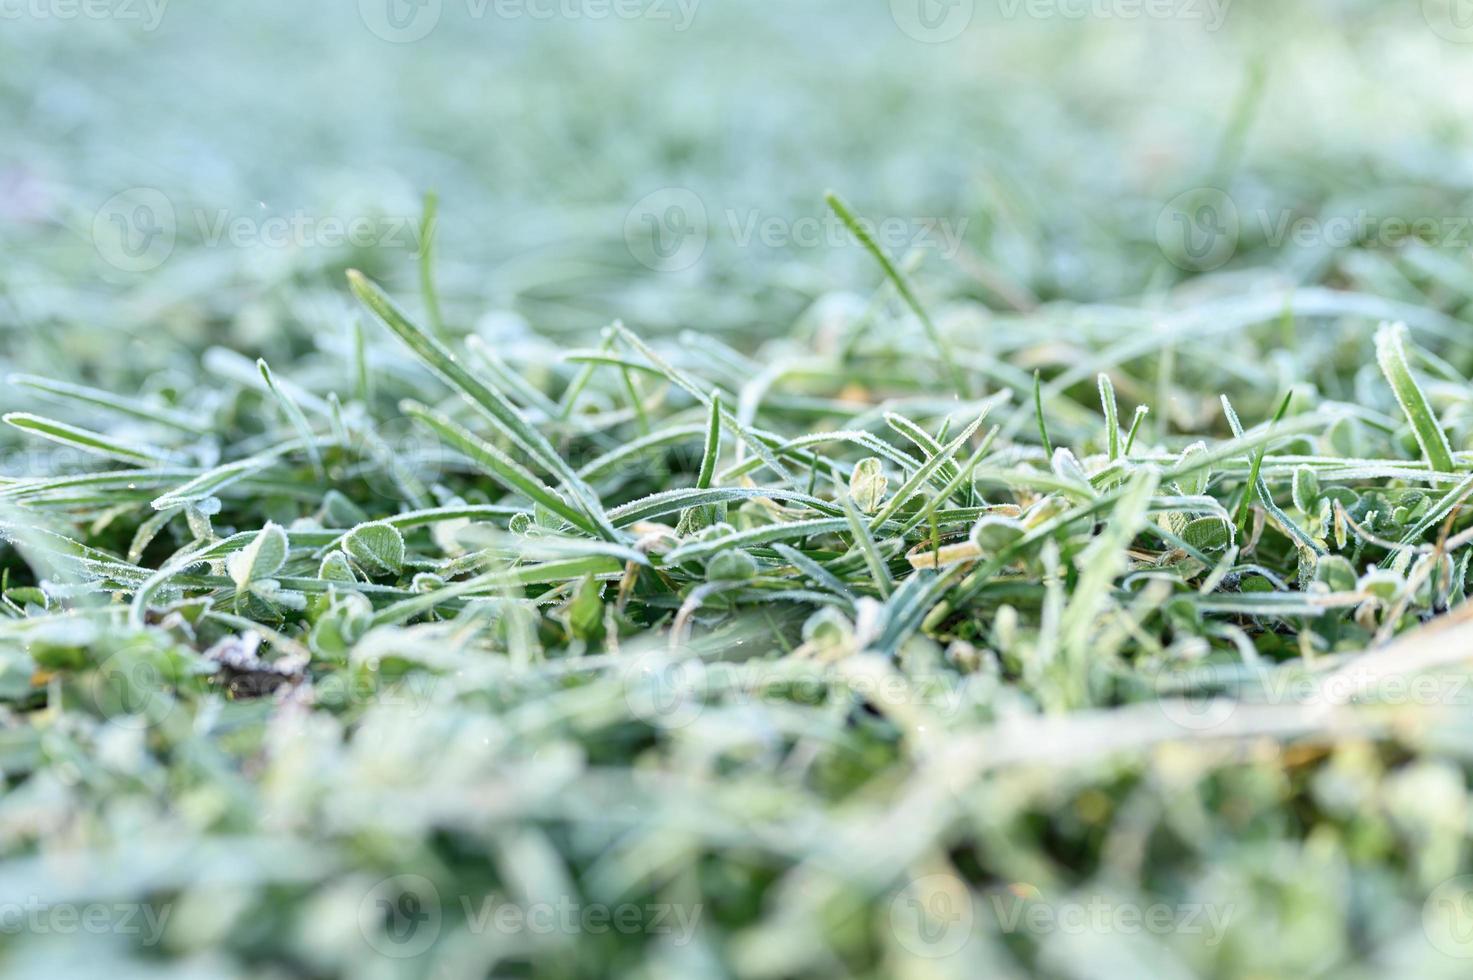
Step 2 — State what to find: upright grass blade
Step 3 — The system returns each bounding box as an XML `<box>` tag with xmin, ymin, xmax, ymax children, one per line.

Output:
<box><xmin>1060</xmin><ymin>467</ymin><xmax>1160</xmax><ymax>684</ymax></box>
<box><xmin>1224</xmin><ymin>391</ymin><xmax>1292</xmax><ymax>532</ymax></box>
<box><xmin>1123</xmin><ymin>406</ymin><xmax>1149</xmax><ymax>455</ymax></box>
<box><xmin>840</xmin><ymin>485</ymin><xmax>892</xmax><ymax>599</ymax></box>
<box><xmin>1034</xmin><ymin>369</ymin><xmax>1054</xmax><ymax>457</ymax></box>
<box><xmin>613</xmin><ymin>325</ymin><xmax>798</xmax><ymax>488</ymax></box>
<box><xmin>1098</xmin><ymin>373</ymin><xmax>1121</xmax><ymax>460</ymax></box>
<box><xmin>418</xmin><ymin>189</ymin><xmax>447</xmax><ymax>341</ymax></box>
<box><xmin>351</xmin><ymin>317</ymin><xmax>372</xmax><ymax>404</ymax></box>
<box><xmin>1376</xmin><ymin>322</ymin><xmax>1455</xmax><ymax>473</ymax></box>
<box><xmin>825</xmin><ymin>190</ymin><xmax>967</xmax><ymax>397</ymax></box>
<box><xmin>257</xmin><ymin>359</ymin><xmax>322</xmax><ymax>474</ymax></box>
<box><xmin>869</xmin><ymin>410</ymin><xmax>987</xmax><ymax>530</ymax></box>
<box><xmin>348</xmin><ymin>269</ymin><xmax>618</xmax><ymax>541</ymax></box>
<box><xmin>402</xmin><ymin>401</ymin><xmax>598</xmax><ymax>536</ymax></box>
<box><xmin>697</xmin><ymin>394</ymin><xmax>722</xmax><ymax>489</ymax></box>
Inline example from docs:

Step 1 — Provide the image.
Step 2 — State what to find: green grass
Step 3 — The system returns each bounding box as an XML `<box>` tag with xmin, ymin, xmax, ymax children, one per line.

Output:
<box><xmin>6</xmin><ymin>250</ymin><xmax>1473</xmax><ymax>976</ymax></box>
<box><xmin>8</xmin><ymin>3</ymin><xmax>1473</xmax><ymax>978</ymax></box>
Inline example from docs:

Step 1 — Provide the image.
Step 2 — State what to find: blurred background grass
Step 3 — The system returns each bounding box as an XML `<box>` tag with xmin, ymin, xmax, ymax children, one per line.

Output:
<box><xmin>5</xmin><ymin>0</ymin><xmax>1473</xmax><ymax>369</ymax></box>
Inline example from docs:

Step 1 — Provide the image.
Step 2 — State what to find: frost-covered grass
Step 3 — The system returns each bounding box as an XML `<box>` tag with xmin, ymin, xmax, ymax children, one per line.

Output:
<box><xmin>8</xmin><ymin>3</ymin><xmax>1473</xmax><ymax>979</ymax></box>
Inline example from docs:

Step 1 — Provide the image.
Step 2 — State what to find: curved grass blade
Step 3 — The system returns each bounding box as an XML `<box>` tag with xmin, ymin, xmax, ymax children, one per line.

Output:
<box><xmin>1376</xmin><ymin>321</ymin><xmax>1455</xmax><ymax>473</ymax></box>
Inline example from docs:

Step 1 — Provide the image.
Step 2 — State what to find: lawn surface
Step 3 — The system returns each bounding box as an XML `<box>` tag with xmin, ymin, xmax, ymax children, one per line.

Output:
<box><xmin>5</xmin><ymin>3</ymin><xmax>1473</xmax><ymax>977</ymax></box>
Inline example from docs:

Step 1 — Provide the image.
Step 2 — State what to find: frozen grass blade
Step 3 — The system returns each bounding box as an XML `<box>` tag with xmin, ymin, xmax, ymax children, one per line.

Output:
<box><xmin>4</xmin><ymin>413</ymin><xmax>184</xmax><ymax>468</ymax></box>
<box><xmin>418</xmin><ymin>189</ymin><xmax>447</xmax><ymax>340</ymax></box>
<box><xmin>348</xmin><ymin>269</ymin><xmax>618</xmax><ymax>540</ymax></box>
<box><xmin>402</xmin><ymin>400</ymin><xmax>599</xmax><ymax>536</ymax></box>
<box><xmin>257</xmin><ymin>359</ymin><xmax>322</xmax><ymax>474</ymax></box>
<box><xmin>1376</xmin><ymin>321</ymin><xmax>1455</xmax><ymax>473</ymax></box>
<box><xmin>825</xmin><ymin>190</ymin><xmax>966</xmax><ymax>397</ymax></box>
<box><xmin>1098</xmin><ymin>373</ymin><xmax>1121</xmax><ymax>460</ymax></box>
<box><xmin>697</xmin><ymin>393</ymin><xmax>722</xmax><ymax>489</ymax></box>
<box><xmin>8</xmin><ymin>374</ymin><xmax>208</xmax><ymax>436</ymax></box>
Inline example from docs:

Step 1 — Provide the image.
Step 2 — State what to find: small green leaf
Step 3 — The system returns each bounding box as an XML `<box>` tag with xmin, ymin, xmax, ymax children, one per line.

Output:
<box><xmin>972</xmin><ymin>515</ymin><xmax>1026</xmax><ymax>554</ymax></box>
<box><xmin>1174</xmin><ymin>442</ymin><xmax>1211</xmax><ymax>496</ymax></box>
<box><xmin>566</xmin><ymin>574</ymin><xmax>605</xmax><ymax>640</ymax></box>
<box><xmin>345</xmin><ymin>522</ymin><xmax>405</xmax><ymax>576</ymax></box>
<box><xmin>318</xmin><ymin>550</ymin><xmax>357</xmax><ymax>583</ymax></box>
<box><xmin>707</xmin><ymin>549</ymin><xmax>758</xmax><ymax>581</ymax></box>
<box><xmin>1291</xmin><ymin>466</ymin><xmax>1320</xmax><ymax>512</ymax></box>
<box><xmin>1181</xmin><ymin>517</ymin><xmax>1232</xmax><ymax>554</ymax></box>
<box><xmin>226</xmin><ymin>523</ymin><xmax>288</xmax><ymax>590</ymax></box>
<box><xmin>849</xmin><ymin>457</ymin><xmax>888</xmax><ymax>514</ymax></box>
<box><xmin>1315</xmin><ymin>554</ymin><xmax>1357</xmax><ymax>592</ymax></box>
